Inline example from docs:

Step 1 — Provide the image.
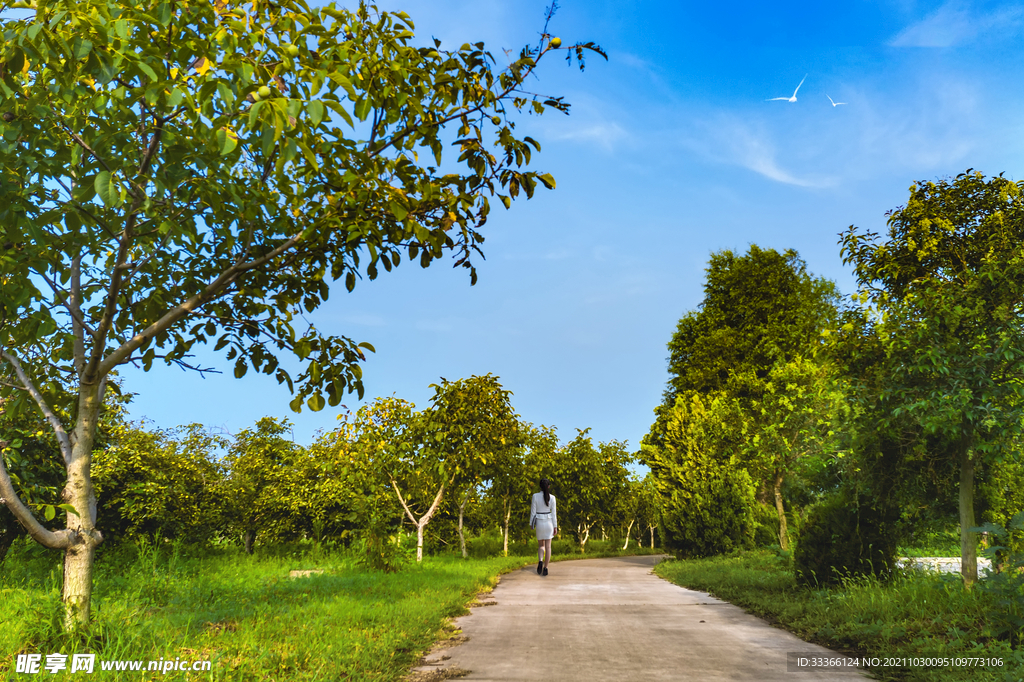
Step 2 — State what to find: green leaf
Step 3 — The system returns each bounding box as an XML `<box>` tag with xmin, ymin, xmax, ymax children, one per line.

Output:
<box><xmin>354</xmin><ymin>97</ymin><xmax>371</xmax><ymax>121</ymax></box>
<box><xmin>44</xmin><ymin>505</ymin><xmax>55</xmax><ymax>521</ymax></box>
<box><xmin>307</xmin><ymin>100</ymin><xmax>325</xmax><ymax>126</ymax></box>
<box><xmin>94</xmin><ymin>171</ymin><xmax>122</xmax><ymax>207</ymax></box>
<box><xmin>217</xmin><ymin>128</ymin><xmax>238</xmax><ymax>156</ymax></box>
<box><xmin>389</xmin><ymin>200</ymin><xmax>408</xmax><ymax>221</ymax></box>
<box><xmin>307</xmin><ymin>393</ymin><xmax>326</xmax><ymax>411</ymax></box>
<box><xmin>136</xmin><ymin>61</ymin><xmax>159</xmax><ymax>83</ymax></box>
<box><xmin>537</xmin><ymin>173</ymin><xmax>556</xmax><ymax>190</ymax></box>
<box><xmin>57</xmin><ymin>504</ymin><xmax>80</xmax><ymax>517</ymax></box>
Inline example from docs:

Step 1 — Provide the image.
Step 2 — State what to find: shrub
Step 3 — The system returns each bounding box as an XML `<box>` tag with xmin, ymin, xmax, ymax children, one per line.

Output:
<box><xmin>659</xmin><ymin>454</ymin><xmax>756</xmax><ymax>558</ymax></box>
<box><xmin>750</xmin><ymin>503</ymin><xmax>780</xmax><ymax>548</ymax></box>
<box><xmin>794</xmin><ymin>487</ymin><xmax>899</xmax><ymax>586</ymax></box>
<box><xmin>974</xmin><ymin>512</ymin><xmax>1024</xmax><ymax>648</ymax></box>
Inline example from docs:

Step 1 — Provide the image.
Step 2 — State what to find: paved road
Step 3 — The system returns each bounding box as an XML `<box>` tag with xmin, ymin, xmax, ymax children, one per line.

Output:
<box><xmin>414</xmin><ymin>555</ymin><xmax>869</xmax><ymax>681</ymax></box>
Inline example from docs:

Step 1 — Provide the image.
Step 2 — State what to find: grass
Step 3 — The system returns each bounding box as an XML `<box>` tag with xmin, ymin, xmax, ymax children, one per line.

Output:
<box><xmin>1</xmin><ymin>537</ymin><xmax>532</xmax><ymax>681</ymax></box>
<box><xmin>654</xmin><ymin>549</ymin><xmax>1024</xmax><ymax>682</ymax></box>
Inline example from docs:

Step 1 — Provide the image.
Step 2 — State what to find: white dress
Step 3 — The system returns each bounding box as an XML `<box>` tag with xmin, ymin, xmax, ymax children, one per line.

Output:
<box><xmin>530</xmin><ymin>492</ymin><xmax>557</xmax><ymax>541</ymax></box>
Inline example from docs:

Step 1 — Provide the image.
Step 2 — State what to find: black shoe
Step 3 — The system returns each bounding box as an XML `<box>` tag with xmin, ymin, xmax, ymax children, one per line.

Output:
<box><xmin>543</xmin><ymin>567</ymin><xmax>548</xmax><ymax>576</ymax></box>
<box><xmin>537</xmin><ymin>561</ymin><xmax>543</xmax><ymax>575</ymax></box>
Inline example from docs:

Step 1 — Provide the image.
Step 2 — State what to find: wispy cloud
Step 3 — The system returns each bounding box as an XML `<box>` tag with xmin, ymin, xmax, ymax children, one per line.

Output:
<box><xmin>889</xmin><ymin>1</ymin><xmax>1024</xmax><ymax>47</ymax></box>
<box><xmin>680</xmin><ymin>115</ymin><xmax>835</xmax><ymax>188</ymax></box>
<box><xmin>551</xmin><ymin>122</ymin><xmax>628</xmax><ymax>151</ymax></box>
<box><xmin>535</xmin><ymin>93</ymin><xmax>630</xmax><ymax>153</ymax></box>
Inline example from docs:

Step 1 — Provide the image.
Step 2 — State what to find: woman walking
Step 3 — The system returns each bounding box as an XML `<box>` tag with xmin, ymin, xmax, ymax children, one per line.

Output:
<box><xmin>530</xmin><ymin>478</ymin><xmax>558</xmax><ymax>576</ymax></box>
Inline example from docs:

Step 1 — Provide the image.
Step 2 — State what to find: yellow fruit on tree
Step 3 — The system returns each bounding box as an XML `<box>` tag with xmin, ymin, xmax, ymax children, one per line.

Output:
<box><xmin>549</xmin><ymin>37</ymin><xmax>562</xmax><ymax>48</ymax></box>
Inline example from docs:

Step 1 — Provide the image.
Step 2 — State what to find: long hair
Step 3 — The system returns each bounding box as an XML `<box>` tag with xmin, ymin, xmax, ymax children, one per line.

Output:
<box><xmin>539</xmin><ymin>478</ymin><xmax>551</xmax><ymax>506</ymax></box>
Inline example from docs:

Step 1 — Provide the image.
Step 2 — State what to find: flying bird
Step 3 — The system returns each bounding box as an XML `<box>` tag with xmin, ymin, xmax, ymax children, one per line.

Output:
<box><xmin>767</xmin><ymin>75</ymin><xmax>807</xmax><ymax>103</ymax></box>
<box><xmin>827</xmin><ymin>95</ymin><xmax>847</xmax><ymax>107</ymax></box>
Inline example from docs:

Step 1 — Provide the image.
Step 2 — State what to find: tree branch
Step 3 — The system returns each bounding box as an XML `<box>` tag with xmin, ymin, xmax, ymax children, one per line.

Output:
<box><xmin>86</xmin><ymin>207</ymin><xmax>139</xmax><ymax>381</ymax></box>
<box><xmin>0</xmin><ymin>444</ymin><xmax>74</xmax><ymax>550</ymax></box>
<box><xmin>0</xmin><ymin>351</ymin><xmax>73</xmax><ymax>466</ymax></box>
<box><xmin>98</xmin><ymin>231</ymin><xmax>305</xmax><ymax>376</ymax></box>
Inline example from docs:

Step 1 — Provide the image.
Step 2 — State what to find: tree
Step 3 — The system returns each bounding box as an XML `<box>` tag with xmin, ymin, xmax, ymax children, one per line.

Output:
<box><xmin>316</xmin><ymin>407</ymin><xmax>406</xmax><ymax>570</ymax></box>
<box><xmin>840</xmin><ymin>171</ymin><xmax>1024</xmax><ymax>585</ymax></box>
<box><xmin>353</xmin><ymin>395</ymin><xmax>448</xmax><ymax>563</ymax></box>
<box><xmin>641</xmin><ymin>392</ymin><xmax>756</xmax><ymax>558</ymax></box>
<box><xmin>736</xmin><ymin>357</ymin><xmax>848</xmax><ymax>550</ymax></box>
<box><xmin>422</xmin><ymin>375</ymin><xmax>518</xmax><ymax>558</ymax></box>
<box><xmin>633</xmin><ymin>473</ymin><xmax>662</xmax><ymax>549</ymax></box>
<box><xmin>550</xmin><ymin>429</ymin><xmax>632</xmax><ymax>552</ymax></box>
<box><xmin>93</xmin><ymin>421</ymin><xmax>227</xmax><ymax>544</ymax></box>
<box><xmin>486</xmin><ymin>423</ymin><xmax>553</xmax><ymax>555</ymax></box>
<box><xmin>221</xmin><ymin>417</ymin><xmax>304</xmax><ymax>554</ymax></box>
<box><xmin>0</xmin><ymin>0</ymin><xmax>603</xmax><ymax>624</ymax></box>
<box><xmin>660</xmin><ymin>246</ymin><xmax>839</xmax><ymax>406</ymax></box>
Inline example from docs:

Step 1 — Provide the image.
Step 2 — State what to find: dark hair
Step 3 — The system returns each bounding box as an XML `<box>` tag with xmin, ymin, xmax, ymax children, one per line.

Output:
<box><xmin>539</xmin><ymin>478</ymin><xmax>551</xmax><ymax>506</ymax></box>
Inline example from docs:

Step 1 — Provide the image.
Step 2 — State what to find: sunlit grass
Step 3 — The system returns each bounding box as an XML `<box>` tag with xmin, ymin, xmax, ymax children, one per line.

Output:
<box><xmin>1</xmin><ymin>538</ymin><xmax>530</xmax><ymax>680</ymax></box>
<box><xmin>655</xmin><ymin>550</ymin><xmax>1024</xmax><ymax>682</ymax></box>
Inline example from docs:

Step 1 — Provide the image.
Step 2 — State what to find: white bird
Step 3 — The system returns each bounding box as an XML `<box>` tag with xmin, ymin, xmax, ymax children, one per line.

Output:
<box><xmin>767</xmin><ymin>74</ymin><xmax>807</xmax><ymax>103</ymax></box>
<box><xmin>827</xmin><ymin>95</ymin><xmax>847</xmax><ymax>107</ymax></box>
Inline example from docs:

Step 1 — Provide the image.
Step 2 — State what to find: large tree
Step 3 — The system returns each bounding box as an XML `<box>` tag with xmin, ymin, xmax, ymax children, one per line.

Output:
<box><xmin>0</xmin><ymin>0</ymin><xmax>603</xmax><ymax>625</ymax></box>
<box><xmin>661</xmin><ymin>246</ymin><xmax>839</xmax><ymax>408</ymax></box>
<box><xmin>840</xmin><ymin>171</ymin><xmax>1024</xmax><ymax>585</ymax></box>
<box><xmin>420</xmin><ymin>374</ymin><xmax>519</xmax><ymax>558</ymax></box>
<box><xmin>735</xmin><ymin>357</ymin><xmax>848</xmax><ymax>550</ymax></box>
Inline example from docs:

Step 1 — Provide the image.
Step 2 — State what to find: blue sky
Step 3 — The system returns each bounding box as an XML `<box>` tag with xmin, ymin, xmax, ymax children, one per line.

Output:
<box><xmin>122</xmin><ymin>0</ymin><xmax>1024</xmax><ymax>451</ymax></box>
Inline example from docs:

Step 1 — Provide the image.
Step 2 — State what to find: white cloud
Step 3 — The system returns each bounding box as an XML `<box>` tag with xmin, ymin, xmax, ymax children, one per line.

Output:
<box><xmin>680</xmin><ymin>115</ymin><xmax>835</xmax><ymax>188</ymax></box>
<box><xmin>889</xmin><ymin>1</ymin><xmax>1024</xmax><ymax>47</ymax></box>
<box><xmin>552</xmin><ymin>121</ymin><xmax>628</xmax><ymax>151</ymax></box>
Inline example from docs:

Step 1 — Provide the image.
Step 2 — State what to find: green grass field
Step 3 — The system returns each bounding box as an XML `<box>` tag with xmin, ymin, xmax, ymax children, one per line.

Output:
<box><xmin>1</xmin><ymin>538</ymin><xmax>530</xmax><ymax>681</ymax></box>
<box><xmin>655</xmin><ymin>550</ymin><xmax>1024</xmax><ymax>682</ymax></box>
<box><xmin>1</xmin><ymin>536</ymin><xmax>662</xmax><ymax>681</ymax></box>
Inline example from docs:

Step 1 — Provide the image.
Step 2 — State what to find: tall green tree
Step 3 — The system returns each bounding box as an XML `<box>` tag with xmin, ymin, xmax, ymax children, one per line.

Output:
<box><xmin>486</xmin><ymin>423</ymin><xmax>554</xmax><ymax>555</ymax></box>
<box><xmin>0</xmin><ymin>0</ymin><xmax>602</xmax><ymax>624</ymax></box>
<box><xmin>642</xmin><ymin>392</ymin><xmax>756</xmax><ymax>557</ymax></box>
<box><xmin>422</xmin><ymin>375</ymin><xmax>518</xmax><ymax>558</ymax></box>
<box><xmin>222</xmin><ymin>417</ymin><xmax>304</xmax><ymax>554</ymax></box>
<box><xmin>659</xmin><ymin>246</ymin><xmax>839</xmax><ymax>413</ymax></box>
<box><xmin>840</xmin><ymin>171</ymin><xmax>1024</xmax><ymax>585</ymax></box>
<box><xmin>736</xmin><ymin>357</ymin><xmax>848</xmax><ymax>550</ymax></box>
<box><xmin>633</xmin><ymin>473</ymin><xmax>662</xmax><ymax>549</ymax></box>
<box><xmin>550</xmin><ymin>430</ymin><xmax>632</xmax><ymax>551</ymax></box>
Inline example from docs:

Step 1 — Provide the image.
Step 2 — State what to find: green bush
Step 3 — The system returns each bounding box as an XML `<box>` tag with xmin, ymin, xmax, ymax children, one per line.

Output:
<box><xmin>974</xmin><ymin>512</ymin><xmax>1024</xmax><ymax>648</ymax></box>
<box><xmin>794</xmin><ymin>488</ymin><xmax>899</xmax><ymax>586</ymax></box>
<box><xmin>659</xmin><ymin>454</ymin><xmax>756</xmax><ymax>558</ymax></box>
<box><xmin>751</xmin><ymin>503</ymin><xmax>780</xmax><ymax>548</ymax></box>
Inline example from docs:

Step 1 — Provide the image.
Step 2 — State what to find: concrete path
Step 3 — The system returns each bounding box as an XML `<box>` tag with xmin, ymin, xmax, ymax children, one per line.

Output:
<box><xmin>415</xmin><ymin>555</ymin><xmax>869</xmax><ymax>681</ymax></box>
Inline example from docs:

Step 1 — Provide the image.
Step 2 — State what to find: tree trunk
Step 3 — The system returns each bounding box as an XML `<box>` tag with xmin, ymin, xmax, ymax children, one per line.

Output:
<box><xmin>458</xmin><ymin>491</ymin><xmax>469</xmax><ymax>559</ymax></box>
<box><xmin>579</xmin><ymin>521</ymin><xmax>591</xmax><ymax>553</ymax></box>
<box><xmin>773</xmin><ymin>472</ymin><xmax>789</xmax><ymax>551</ymax></box>
<box><xmin>243</xmin><ymin>529</ymin><xmax>255</xmax><ymax>555</ymax></box>
<box><xmin>622</xmin><ymin>518</ymin><xmax>634</xmax><ymax>550</ymax></box>
<box><xmin>62</xmin><ymin>380</ymin><xmax>105</xmax><ymax>629</ymax></box>
<box><xmin>649</xmin><ymin>525</ymin><xmax>655</xmax><ymax>549</ymax></box>
<box><xmin>960</xmin><ymin>448</ymin><xmax>978</xmax><ymax>586</ymax></box>
<box><xmin>502</xmin><ymin>504</ymin><xmax>511</xmax><ymax>556</ymax></box>
<box><xmin>391</xmin><ymin>479</ymin><xmax>445</xmax><ymax>563</ymax></box>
